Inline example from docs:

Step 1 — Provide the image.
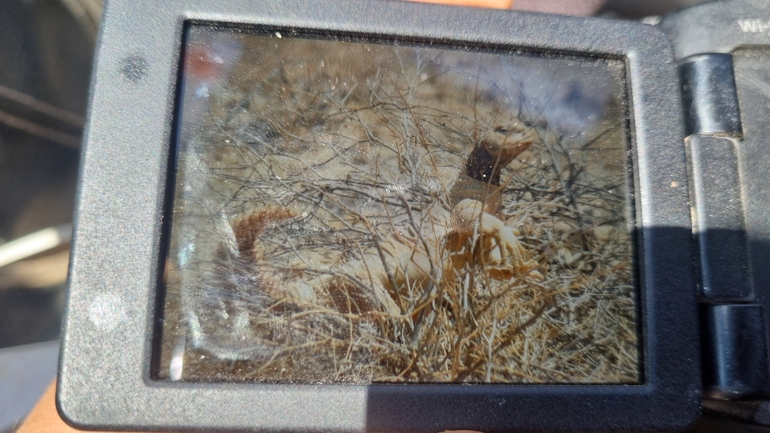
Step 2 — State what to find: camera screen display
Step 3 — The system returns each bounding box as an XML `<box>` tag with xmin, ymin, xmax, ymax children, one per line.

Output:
<box><xmin>155</xmin><ymin>25</ymin><xmax>639</xmax><ymax>384</ymax></box>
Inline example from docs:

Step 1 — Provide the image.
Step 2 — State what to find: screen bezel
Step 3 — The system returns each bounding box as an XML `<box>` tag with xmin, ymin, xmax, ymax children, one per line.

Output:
<box><xmin>57</xmin><ymin>0</ymin><xmax>700</xmax><ymax>431</ymax></box>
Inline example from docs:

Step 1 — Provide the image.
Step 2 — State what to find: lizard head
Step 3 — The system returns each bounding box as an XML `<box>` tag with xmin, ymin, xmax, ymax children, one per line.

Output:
<box><xmin>480</xmin><ymin>123</ymin><xmax>540</xmax><ymax>168</ymax></box>
<box><xmin>464</xmin><ymin>122</ymin><xmax>540</xmax><ymax>186</ymax></box>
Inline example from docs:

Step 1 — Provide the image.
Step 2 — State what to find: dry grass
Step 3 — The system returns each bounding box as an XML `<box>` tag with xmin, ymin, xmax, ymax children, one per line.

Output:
<box><xmin>157</xmin><ymin>31</ymin><xmax>638</xmax><ymax>384</ymax></box>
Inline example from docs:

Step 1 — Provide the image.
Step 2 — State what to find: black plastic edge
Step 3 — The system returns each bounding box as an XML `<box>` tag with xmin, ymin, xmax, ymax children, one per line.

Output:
<box><xmin>679</xmin><ymin>54</ymin><xmax>743</xmax><ymax>137</ymax></box>
<box><xmin>702</xmin><ymin>304</ymin><xmax>770</xmax><ymax>399</ymax></box>
<box><xmin>687</xmin><ymin>135</ymin><xmax>752</xmax><ymax>302</ymax></box>
<box><xmin>659</xmin><ymin>0</ymin><xmax>770</xmax><ymax>60</ymax></box>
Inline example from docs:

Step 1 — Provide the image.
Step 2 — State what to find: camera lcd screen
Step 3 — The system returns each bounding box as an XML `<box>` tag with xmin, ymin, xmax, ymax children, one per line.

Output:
<box><xmin>155</xmin><ymin>25</ymin><xmax>638</xmax><ymax>384</ymax></box>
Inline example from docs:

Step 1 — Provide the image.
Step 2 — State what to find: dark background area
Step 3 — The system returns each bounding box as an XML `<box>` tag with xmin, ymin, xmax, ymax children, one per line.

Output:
<box><xmin>0</xmin><ymin>0</ymin><xmax>96</xmax><ymax>349</ymax></box>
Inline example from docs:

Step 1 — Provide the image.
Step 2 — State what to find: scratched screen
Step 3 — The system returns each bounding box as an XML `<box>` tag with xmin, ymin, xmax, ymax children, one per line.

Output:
<box><xmin>155</xmin><ymin>25</ymin><xmax>639</xmax><ymax>384</ymax></box>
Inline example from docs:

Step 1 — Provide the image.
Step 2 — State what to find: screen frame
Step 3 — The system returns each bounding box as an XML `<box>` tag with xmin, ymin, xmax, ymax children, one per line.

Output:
<box><xmin>57</xmin><ymin>0</ymin><xmax>700</xmax><ymax>431</ymax></box>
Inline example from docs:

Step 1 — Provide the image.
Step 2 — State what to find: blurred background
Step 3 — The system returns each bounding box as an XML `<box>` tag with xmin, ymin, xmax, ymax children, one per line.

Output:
<box><xmin>0</xmin><ymin>0</ymin><xmax>717</xmax><ymax>431</ymax></box>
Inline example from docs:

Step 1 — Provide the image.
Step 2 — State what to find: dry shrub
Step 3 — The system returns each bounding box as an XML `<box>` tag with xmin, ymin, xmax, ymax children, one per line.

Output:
<box><xmin>157</xmin><ymin>32</ymin><xmax>638</xmax><ymax>384</ymax></box>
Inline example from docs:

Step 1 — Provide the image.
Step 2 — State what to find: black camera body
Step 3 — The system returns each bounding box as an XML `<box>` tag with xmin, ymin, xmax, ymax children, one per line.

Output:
<box><xmin>659</xmin><ymin>0</ymin><xmax>770</xmax><ymax>424</ymax></box>
<box><xmin>56</xmin><ymin>0</ymin><xmax>769</xmax><ymax>431</ymax></box>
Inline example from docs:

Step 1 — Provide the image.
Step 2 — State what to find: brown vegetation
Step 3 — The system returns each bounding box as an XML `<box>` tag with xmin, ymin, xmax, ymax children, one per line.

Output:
<box><xmin>157</xmin><ymin>31</ymin><xmax>638</xmax><ymax>384</ymax></box>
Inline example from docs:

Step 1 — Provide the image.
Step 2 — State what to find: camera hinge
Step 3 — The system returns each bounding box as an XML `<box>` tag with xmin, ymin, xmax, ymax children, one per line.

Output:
<box><xmin>680</xmin><ymin>53</ymin><xmax>770</xmax><ymax>400</ymax></box>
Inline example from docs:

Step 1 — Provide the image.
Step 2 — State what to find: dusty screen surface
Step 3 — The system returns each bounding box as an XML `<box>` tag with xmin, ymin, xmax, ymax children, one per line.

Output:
<box><xmin>156</xmin><ymin>25</ymin><xmax>639</xmax><ymax>384</ymax></box>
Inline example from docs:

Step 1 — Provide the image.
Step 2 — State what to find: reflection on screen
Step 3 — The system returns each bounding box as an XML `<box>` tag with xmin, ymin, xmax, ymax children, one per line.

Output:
<box><xmin>155</xmin><ymin>25</ymin><xmax>639</xmax><ymax>384</ymax></box>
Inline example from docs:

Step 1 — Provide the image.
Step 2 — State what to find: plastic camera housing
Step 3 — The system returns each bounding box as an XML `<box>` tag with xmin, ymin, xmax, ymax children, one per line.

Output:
<box><xmin>57</xmin><ymin>0</ymin><xmax>700</xmax><ymax>431</ymax></box>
